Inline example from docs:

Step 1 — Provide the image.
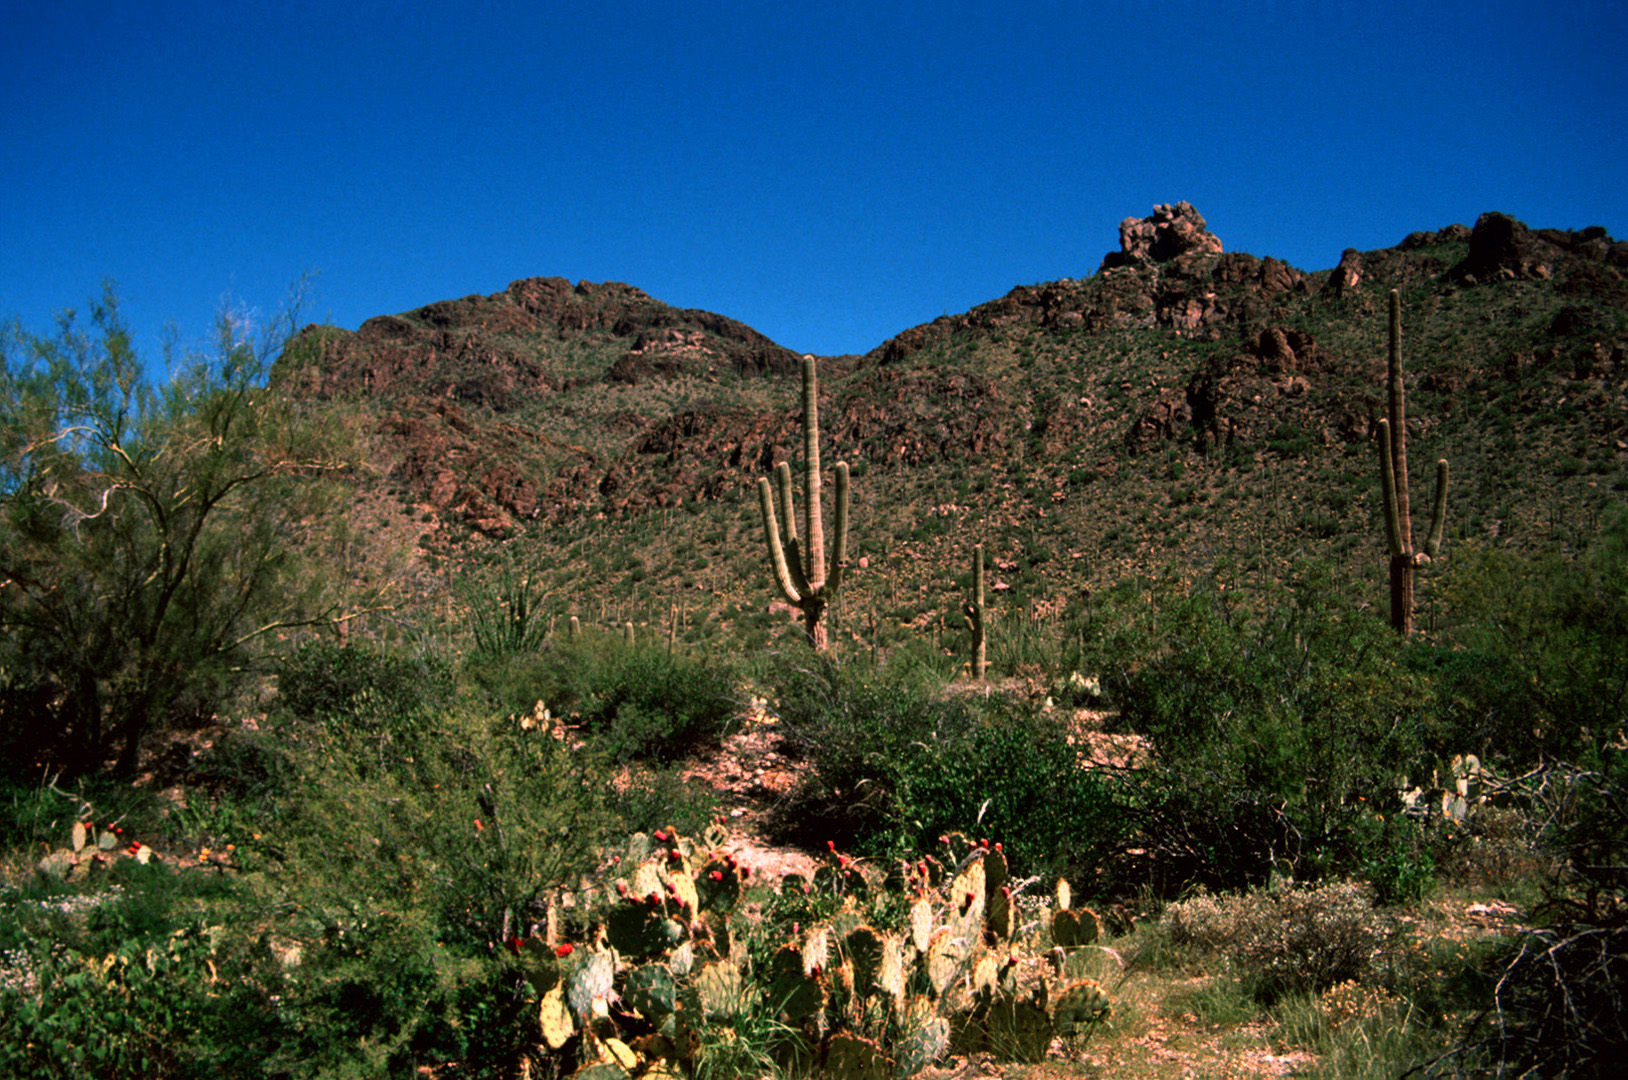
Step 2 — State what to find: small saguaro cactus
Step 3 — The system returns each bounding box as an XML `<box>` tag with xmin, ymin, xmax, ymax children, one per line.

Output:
<box><xmin>964</xmin><ymin>543</ymin><xmax>987</xmax><ymax>681</ymax></box>
<box><xmin>1376</xmin><ymin>289</ymin><xmax>1450</xmax><ymax>636</ymax></box>
<box><xmin>758</xmin><ymin>355</ymin><xmax>850</xmax><ymax>650</ymax></box>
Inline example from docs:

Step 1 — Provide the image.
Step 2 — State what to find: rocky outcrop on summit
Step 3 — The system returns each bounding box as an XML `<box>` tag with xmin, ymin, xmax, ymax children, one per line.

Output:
<box><xmin>872</xmin><ymin>203</ymin><xmax>1310</xmax><ymax>367</ymax></box>
<box><xmin>1100</xmin><ymin>201</ymin><xmax>1225</xmax><ymax>271</ymax></box>
<box><xmin>1454</xmin><ymin>212</ymin><xmax>1628</xmax><ymax>284</ymax></box>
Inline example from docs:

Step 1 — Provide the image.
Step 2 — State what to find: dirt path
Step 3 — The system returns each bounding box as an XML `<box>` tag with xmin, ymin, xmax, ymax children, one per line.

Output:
<box><xmin>678</xmin><ymin>711</ymin><xmax>819</xmax><ymax>880</ymax></box>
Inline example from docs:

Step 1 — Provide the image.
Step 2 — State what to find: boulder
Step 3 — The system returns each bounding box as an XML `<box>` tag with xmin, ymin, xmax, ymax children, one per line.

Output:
<box><xmin>1100</xmin><ymin>201</ymin><xmax>1224</xmax><ymax>271</ymax></box>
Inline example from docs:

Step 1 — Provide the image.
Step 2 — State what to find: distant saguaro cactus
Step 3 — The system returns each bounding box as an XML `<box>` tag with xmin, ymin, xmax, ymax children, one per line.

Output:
<box><xmin>1377</xmin><ymin>289</ymin><xmax>1449</xmax><ymax>636</ymax></box>
<box><xmin>757</xmin><ymin>355</ymin><xmax>849</xmax><ymax>650</ymax></box>
<box><xmin>964</xmin><ymin>543</ymin><xmax>987</xmax><ymax>681</ymax></box>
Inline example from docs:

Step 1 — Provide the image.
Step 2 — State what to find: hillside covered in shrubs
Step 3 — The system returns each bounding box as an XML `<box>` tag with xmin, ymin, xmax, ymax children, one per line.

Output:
<box><xmin>2</xmin><ymin>204</ymin><xmax>1625</xmax><ymax>1077</ymax></box>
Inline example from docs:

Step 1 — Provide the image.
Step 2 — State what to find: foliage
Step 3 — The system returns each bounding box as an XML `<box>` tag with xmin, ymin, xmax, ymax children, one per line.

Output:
<box><xmin>274</xmin><ymin>692</ymin><xmax>615</xmax><ymax>951</ymax></box>
<box><xmin>1078</xmin><ymin>566</ymin><xmax>1434</xmax><ymax>890</ymax></box>
<box><xmin>276</xmin><ymin>637</ymin><xmax>457</xmax><ymax>737</ymax></box>
<box><xmin>0</xmin><ymin>281</ymin><xmax>351</xmax><ymax>777</ymax></box>
<box><xmin>1163</xmin><ymin>881</ymin><xmax>1387</xmax><ymax>999</ymax></box>
<box><xmin>458</xmin><ymin>558</ymin><xmax>550</xmax><ymax>660</ymax></box>
<box><xmin>470</xmin><ymin>631</ymin><xmax>741</xmax><ymax>763</ymax></box>
<box><xmin>772</xmin><ymin>656</ymin><xmax>1128</xmax><ymax>878</ymax></box>
<box><xmin>1436</xmin><ymin>511</ymin><xmax>1628</xmax><ymax>763</ymax></box>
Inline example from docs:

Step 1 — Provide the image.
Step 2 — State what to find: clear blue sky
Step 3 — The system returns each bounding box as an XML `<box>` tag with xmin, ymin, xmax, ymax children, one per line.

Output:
<box><xmin>4</xmin><ymin>0</ymin><xmax>1625</xmax><ymax>374</ymax></box>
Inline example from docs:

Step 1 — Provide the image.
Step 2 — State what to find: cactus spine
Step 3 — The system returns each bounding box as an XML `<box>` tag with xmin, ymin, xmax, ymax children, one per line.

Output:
<box><xmin>758</xmin><ymin>355</ymin><xmax>850</xmax><ymax>650</ymax></box>
<box><xmin>1377</xmin><ymin>290</ymin><xmax>1450</xmax><ymax>636</ymax></box>
<box><xmin>964</xmin><ymin>544</ymin><xmax>987</xmax><ymax>681</ymax></box>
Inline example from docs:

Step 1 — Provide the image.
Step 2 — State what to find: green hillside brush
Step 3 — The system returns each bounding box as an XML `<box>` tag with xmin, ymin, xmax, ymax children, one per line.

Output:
<box><xmin>1377</xmin><ymin>289</ymin><xmax>1450</xmax><ymax>636</ymax></box>
<box><xmin>964</xmin><ymin>543</ymin><xmax>987</xmax><ymax>681</ymax></box>
<box><xmin>757</xmin><ymin>355</ymin><xmax>850</xmax><ymax>650</ymax></box>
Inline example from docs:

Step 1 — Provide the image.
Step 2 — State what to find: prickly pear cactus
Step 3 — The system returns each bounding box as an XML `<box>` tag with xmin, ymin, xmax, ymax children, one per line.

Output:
<box><xmin>567</xmin><ymin>948</ymin><xmax>617</xmax><ymax>1022</ymax></box>
<box><xmin>844</xmin><ymin>925</ymin><xmax>885</xmax><ymax>996</ymax></box>
<box><xmin>605</xmin><ymin>899</ymin><xmax>685</xmax><ymax>958</ymax></box>
<box><xmin>540</xmin><ymin>983</ymin><xmax>575</xmax><ymax>1050</ymax></box>
<box><xmin>1051</xmin><ymin>906</ymin><xmax>1100</xmax><ymax>947</ymax></box>
<box><xmin>925</xmin><ymin>927</ymin><xmax>964</xmax><ymax>997</ymax></box>
<box><xmin>687</xmin><ymin>960</ymin><xmax>745</xmax><ymax>1021</ymax></box>
<box><xmin>696</xmin><ymin>857</ymin><xmax>742</xmax><ymax>912</ymax></box>
<box><xmin>894</xmin><ymin>1002</ymin><xmax>950</xmax><ymax>1078</ymax></box>
<box><xmin>769</xmin><ymin>944</ymin><xmax>828</xmax><ymax>1025</ymax></box>
<box><xmin>982</xmin><ymin>845</ymin><xmax>1009</xmax><ymax>896</ymax></box>
<box><xmin>1053</xmin><ymin>978</ymin><xmax>1112</xmax><ymax>1038</ymax></box>
<box><xmin>823</xmin><ymin>1030</ymin><xmax>889</xmax><ymax>1080</ymax></box>
<box><xmin>987</xmin><ymin>886</ymin><xmax>1015</xmax><ymax>940</ymax></box>
<box><xmin>971</xmin><ymin>953</ymin><xmax>1000</xmax><ymax>998</ymax></box>
<box><xmin>947</xmin><ymin>858</ymin><xmax>986</xmax><ymax>942</ymax></box>
<box><xmin>877</xmin><ymin>934</ymin><xmax>907</xmax><ymax>1002</ymax></box>
<box><xmin>514</xmin><ymin>939</ymin><xmax>564</xmax><ymax>996</ymax></box>
<box><xmin>624</xmin><ymin>963</ymin><xmax>677</xmax><ymax>1020</ymax></box>
<box><xmin>909</xmin><ymin>895</ymin><xmax>935</xmax><ymax>953</ymax></box>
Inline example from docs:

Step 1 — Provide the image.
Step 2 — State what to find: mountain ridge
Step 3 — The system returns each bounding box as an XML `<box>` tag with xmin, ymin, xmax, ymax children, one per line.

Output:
<box><xmin>275</xmin><ymin>204</ymin><xmax>1628</xmax><ymax>651</ymax></box>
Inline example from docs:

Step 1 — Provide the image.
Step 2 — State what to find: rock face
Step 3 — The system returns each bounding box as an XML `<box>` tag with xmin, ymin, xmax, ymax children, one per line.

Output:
<box><xmin>1454</xmin><ymin>212</ymin><xmax>1628</xmax><ymax>284</ymax></box>
<box><xmin>1100</xmin><ymin>201</ymin><xmax>1225</xmax><ymax>271</ymax></box>
<box><xmin>1321</xmin><ymin>249</ymin><xmax>1365</xmax><ymax>298</ymax></box>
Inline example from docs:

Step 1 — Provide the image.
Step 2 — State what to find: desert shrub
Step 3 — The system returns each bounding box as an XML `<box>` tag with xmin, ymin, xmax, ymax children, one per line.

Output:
<box><xmin>1353</xmin><ymin>810</ymin><xmax>1439</xmax><ymax>906</ymax></box>
<box><xmin>1079</xmin><ymin>566</ymin><xmax>1433</xmax><ymax>890</ymax></box>
<box><xmin>606</xmin><ymin>764</ymin><xmax>723</xmax><ymax>837</ymax></box>
<box><xmin>470</xmin><ymin>634</ymin><xmax>739</xmax><ymax>763</ymax></box>
<box><xmin>1436</xmin><ymin>513</ymin><xmax>1628</xmax><ymax>765</ymax></box>
<box><xmin>771</xmin><ymin>655</ymin><xmax>977</xmax><ymax>854</ymax></box>
<box><xmin>772</xmin><ymin>657</ymin><xmax>1128</xmax><ymax>879</ymax></box>
<box><xmin>275</xmin><ymin>638</ymin><xmax>457</xmax><ymax>737</ymax></box>
<box><xmin>1164</xmin><ymin>881</ymin><xmax>1386</xmax><ymax>999</ymax></box>
<box><xmin>276</xmin><ymin>699</ymin><xmax>614</xmax><ymax>949</ymax></box>
<box><xmin>903</xmin><ymin>706</ymin><xmax>1127</xmax><ymax>880</ymax></box>
<box><xmin>458</xmin><ymin>560</ymin><xmax>550</xmax><ymax>660</ymax></box>
<box><xmin>0</xmin><ymin>859</ymin><xmax>262</xmax><ymax>1080</ymax></box>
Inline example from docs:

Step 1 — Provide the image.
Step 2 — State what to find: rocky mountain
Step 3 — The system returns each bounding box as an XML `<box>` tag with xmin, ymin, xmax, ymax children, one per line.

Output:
<box><xmin>275</xmin><ymin>204</ymin><xmax>1628</xmax><ymax>650</ymax></box>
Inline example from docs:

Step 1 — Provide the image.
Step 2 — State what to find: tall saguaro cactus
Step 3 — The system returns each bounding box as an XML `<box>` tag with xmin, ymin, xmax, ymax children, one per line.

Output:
<box><xmin>757</xmin><ymin>355</ymin><xmax>849</xmax><ymax>650</ymax></box>
<box><xmin>964</xmin><ymin>543</ymin><xmax>987</xmax><ymax>681</ymax></box>
<box><xmin>1377</xmin><ymin>289</ymin><xmax>1450</xmax><ymax>636</ymax></box>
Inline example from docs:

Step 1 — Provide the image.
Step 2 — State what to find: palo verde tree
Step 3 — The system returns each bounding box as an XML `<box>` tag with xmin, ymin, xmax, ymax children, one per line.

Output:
<box><xmin>757</xmin><ymin>354</ymin><xmax>849</xmax><ymax>650</ymax></box>
<box><xmin>0</xmin><ymin>280</ymin><xmax>352</xmax><ymax>776</ymax></box>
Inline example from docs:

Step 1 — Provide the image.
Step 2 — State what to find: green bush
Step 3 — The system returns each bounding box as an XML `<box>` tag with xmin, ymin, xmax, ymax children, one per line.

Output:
<box><xmin>1079</xmin><ymin>567</ymin><xmax>1434</xmax><ymax>891</ymax></box>
<box><xmin>471</xmin><ymin>634</ymin><xmax>740</xmax><ymax>763</ymax></box>
<box><xmin>1163</xmin><ymin>881</ymin><xmax>1386</xmax><ymax>999</ymax></box>
<box><xmin>772</xmin><ymin>657</ymin><xmax>1128</xmax><ymax>880</ymax></box>
<box><xmin>276</xmin><ymin>639</ymin><xmax>457</xmax><ymax>736</ymax></box>
<box><xmin>1436</xmin><ymin>512</ymin><xmax>1628</xmax><ymax>764</ymax></box>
